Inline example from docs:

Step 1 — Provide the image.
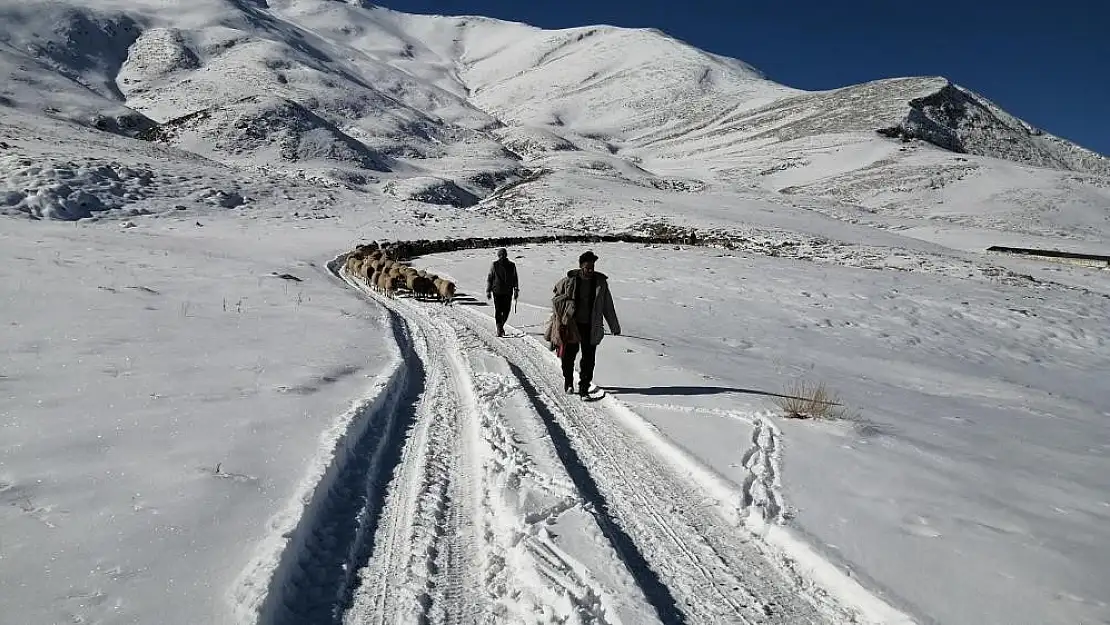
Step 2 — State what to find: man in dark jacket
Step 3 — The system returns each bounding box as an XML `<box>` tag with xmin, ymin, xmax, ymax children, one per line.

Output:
<box><xmin>548</xmin><ymin>250</ymin><xmax>621</xmax><ymax>396</ymax></box>
<box><xmin>486</xmin><ymin>248</ymin><xmax>519</xmax><ymax>337</ymax></box>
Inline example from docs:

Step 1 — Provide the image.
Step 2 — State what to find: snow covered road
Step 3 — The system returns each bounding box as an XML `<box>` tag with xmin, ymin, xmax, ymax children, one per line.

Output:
<box><xmin>248</xmin><ymin>262</ymin><xmax>909</xmax><ymax>624</ymax></box>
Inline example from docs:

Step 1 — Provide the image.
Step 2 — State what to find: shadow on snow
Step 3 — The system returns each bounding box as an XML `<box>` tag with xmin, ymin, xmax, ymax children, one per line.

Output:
<box><xmin>505</xmin><ymin>361</ymin><xmax>687</xmax><ymax>625</ymax></box>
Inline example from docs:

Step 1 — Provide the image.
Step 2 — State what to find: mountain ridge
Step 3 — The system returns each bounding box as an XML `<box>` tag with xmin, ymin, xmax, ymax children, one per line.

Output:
<box><xmin>0</xmin><ymin>0</ymin><xmax>1107</xmax><ymax>230</ymax></box>
<box><xmin>2</xmin><ymin>0</ymin><xmax>1105</xmax><ymax>167</ymax></box>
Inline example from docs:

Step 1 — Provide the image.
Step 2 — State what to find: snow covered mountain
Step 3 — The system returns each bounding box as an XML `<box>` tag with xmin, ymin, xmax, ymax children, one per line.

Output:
<box><xmin>2</xmin><ymin>0</ymin><xmax>1107</xmax><ymax>225</ymax></box>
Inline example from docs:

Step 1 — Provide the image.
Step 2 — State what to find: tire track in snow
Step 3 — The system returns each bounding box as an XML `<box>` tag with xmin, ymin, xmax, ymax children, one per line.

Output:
<box><xmin>339</xmin><ymin>275</ymin><xmax>488</xmax><ymax>625</ymax></box>
<box><xmin>248</xmin><ymin>303</ymin><xmax>426</xmax><ymax>625</ymax></box>
<box><xmin>437</xmin><ymin>317</ymin><xmax>680</xmax><ymax>623</ymax></box>
<box><xmin>499</xmin><ymin>356</ymin><xmax>688</xmax><ymax>624</ymax></box>
<box><xmin>447</xmin><ymin>304</ymin><xmax>856</xmax><ymax>624</ymax></box>
<box><xmin>448</xmin><ymin>318</ymin><xmax>638</xmax><ymax>624</ymax></box>
<box><xmin>323</xmin><ymin>262</ymin><xmax>881</xmax><ymax>625</ymax></box>
<box><xmin>338</xmin><ymin>272</ymin><xmax>657</xmax><ymax>624</ymax></box>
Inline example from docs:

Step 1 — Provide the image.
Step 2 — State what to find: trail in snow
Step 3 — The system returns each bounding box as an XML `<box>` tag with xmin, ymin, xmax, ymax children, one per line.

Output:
<box><xmin>341</xmin><ymin>301</ymin><xmax>480</xmax><ymax>625</ymax></box>
<box><xmin>258</xmin><ymin>260</ymin><xmax>890</xmax><ymax>624</ymax></box>
<box><xmin>741</xmin><ymin>415</ymin><xmax>785</xmax><ymax>524</ymax></box>
<box><xmin>496</xmin><ymin>354</ymin><xmax>684</xmax><ymax>623</ymax></box>
<box><xmin>444</xmin><ymin>303</ymin><xmax>849</xmax><ymax>625</ymax></box>
<box><xmin>337</xmin><ymin>268</ymin><xmax>660</xmax><ymax>624</ymax></box>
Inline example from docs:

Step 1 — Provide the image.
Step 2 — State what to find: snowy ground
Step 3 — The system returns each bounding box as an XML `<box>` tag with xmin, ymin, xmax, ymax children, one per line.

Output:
<box><xmin>3</xmin><ymin>143</ymin><xmax>1110</xmax><ymax>625</ymax></box>
<box><xmin>411</xmin><ymin>241</ymin><xmax>1110</xmax><ymax>625</ymax></box>
<box><xmin>0</xmin><ymin>215</ymin><xmax>405</xmax><ymax>624</ymax></box>
<box><xmin>329</xmin><ymin>262</ymin><xmax>911</xmax><ymax>625</ymax></box>
<box><xmin>0</xmin><ymin>199</ymin><xmax>528</xmax><ymax>625</ymax></box>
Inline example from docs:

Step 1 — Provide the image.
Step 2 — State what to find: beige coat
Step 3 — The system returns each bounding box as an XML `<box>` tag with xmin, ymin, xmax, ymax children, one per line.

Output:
<box><xmin>544</xmin><ymin>270</ymin><xmax>621</xmax><ymax>347</ymax></box>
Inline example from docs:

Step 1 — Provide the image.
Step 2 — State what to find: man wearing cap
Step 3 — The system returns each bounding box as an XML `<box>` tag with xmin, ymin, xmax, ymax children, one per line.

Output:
<box><xmin>486</xmin><ymin>247</ymin><xmax>519</xmax><ymax>337</ymax></box>
<box><xmin>546</xmin><ymin>250</ymin><xmax>621</xmax><ymax>396</ymax></box>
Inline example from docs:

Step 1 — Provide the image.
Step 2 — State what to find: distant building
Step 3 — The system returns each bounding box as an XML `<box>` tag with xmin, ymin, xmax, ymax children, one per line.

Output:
<box><xmin>986</xmin><ymin>246</ymin><xmax>1110</xmax><ymax>268</ymax></box>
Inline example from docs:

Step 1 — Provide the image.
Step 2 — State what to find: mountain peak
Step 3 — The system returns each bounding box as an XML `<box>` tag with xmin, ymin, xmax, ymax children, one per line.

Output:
<box><xmin>890</xmin><ymin>79</ymin><xmax>1109</xmax><ymax>172</ymax></box>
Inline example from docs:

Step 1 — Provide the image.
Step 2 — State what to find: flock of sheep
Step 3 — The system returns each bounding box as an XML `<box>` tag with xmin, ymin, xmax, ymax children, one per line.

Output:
<box><xmin>340</xmin><ymin>231</ymin><xmax>700</xmax><ymax>304</ymax></box>
<box><xmin>358</xmin><ymin>233</ymin><xmax>693</xmax><ymax>263</ymax></box>
<box><xmin>343</xmin><ymin>243</ymin><xmax>457</xmax><ymax>303</ymax></box>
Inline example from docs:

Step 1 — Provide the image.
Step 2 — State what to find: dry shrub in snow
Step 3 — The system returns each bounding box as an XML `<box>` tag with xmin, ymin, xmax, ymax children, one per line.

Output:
<box><xmin>773</xmin><ymin>379</ymin><xmax>846</xmax><ymax>420</ymax></box>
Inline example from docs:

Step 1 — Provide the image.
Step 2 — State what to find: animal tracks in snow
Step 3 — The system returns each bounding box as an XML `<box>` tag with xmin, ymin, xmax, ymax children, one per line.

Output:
<box><xmin>740</xmin><ymin>415</ymin><xmax>785</xmax><ymax>525</ymax></box>
<box><xmin>612</xmin><ymin>400</ymin><xmax>788</xmax><ymax>525</ymax></box>
<box><xmin>1</xmin><ymin>477</ymin><xmax>65</xmax><ymax>528</ymax></box>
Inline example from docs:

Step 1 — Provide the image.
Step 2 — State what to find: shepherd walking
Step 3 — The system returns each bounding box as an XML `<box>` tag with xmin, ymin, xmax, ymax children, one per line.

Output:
<box><xmin>545</xmin><ymin>250</ymin><xmax>621</xmax><ymax>396</ymax></box>
<box><xmin>486</xmin><ymin>247</ymin><xmax>519</xmax><ymax>337</ymax></box>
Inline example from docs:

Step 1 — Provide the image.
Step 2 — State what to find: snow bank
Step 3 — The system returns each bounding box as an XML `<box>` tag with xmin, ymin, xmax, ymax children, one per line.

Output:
<box><xmin>0</xmin><ymin>218</ymin><xmax>396</xmax><ymax>625</ymax></box>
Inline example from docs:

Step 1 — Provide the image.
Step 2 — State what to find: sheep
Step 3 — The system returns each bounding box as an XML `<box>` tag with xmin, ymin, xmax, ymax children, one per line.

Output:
<box><xmin>347</xmin><ymin>256</ymin><xmax>365</xmax><ymax>277</ymax></box>
<box><xmin>433</xmin><ymin>278</ymin><xmax>456</xmax><ymax>304</ymax></box>
<box><xmin>405</xmin><ymin>271</ymin><xmax>431</xmax><ymax>294</ymax></box>
<box><xmin>411</xmin><ymin>275</ymin><xmax>437</xmax><ymax>300</ymax></box>
<box><xmin>348</xmin><ymin>244</ymin><xmax>382</xmax><ymax>263</ymax></box>
<box><xmin>350</xmin><ymin>262</ymin><xmax>362</xmax><ymax>281</ymax></box>
<box><xmin>376</xmin><ymin>271</ymin><xmax>397</xmax><ymax>297</ymax></box>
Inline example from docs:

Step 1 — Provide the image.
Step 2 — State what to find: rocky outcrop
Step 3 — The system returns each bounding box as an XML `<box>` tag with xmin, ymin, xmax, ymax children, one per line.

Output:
<box><xmin>881</xmin><ymin>82</ymin><xmax>1110</xmax><ymax>175</ymax></box>
<box><xmin>139</xmin><ymin>96</ymin><xmax>392</xmax><ymax>172</ymax></box>
<box><xmin>382</xmin><ymin>176</ymin><xmax>480</xmax><ymax>208</ymax></box>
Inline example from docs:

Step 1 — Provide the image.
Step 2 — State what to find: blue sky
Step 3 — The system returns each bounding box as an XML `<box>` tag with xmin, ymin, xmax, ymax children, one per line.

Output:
<box><xmin>383</xmin><ymin>0</ymin><xmax>1109</xmax><ymax>156</ymax></box>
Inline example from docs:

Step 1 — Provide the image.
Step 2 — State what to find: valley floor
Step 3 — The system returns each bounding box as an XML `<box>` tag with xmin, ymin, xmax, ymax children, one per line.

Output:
<box><xmin>3</xmin><ymin>207</ymin><xmax>1108</xmax><ymax>625</ymax></box>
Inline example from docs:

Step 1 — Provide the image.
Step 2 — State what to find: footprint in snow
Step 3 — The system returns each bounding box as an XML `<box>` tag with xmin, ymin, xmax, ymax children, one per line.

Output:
<box><xmin>901</xmin><ymin>515</ymin><xmax>941</xmax><ymax>538</ymax></box>
<box><xmin>473</xmin><ymin>372</ymin><xmax>517</xmax><ymax>403</ymax></box>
